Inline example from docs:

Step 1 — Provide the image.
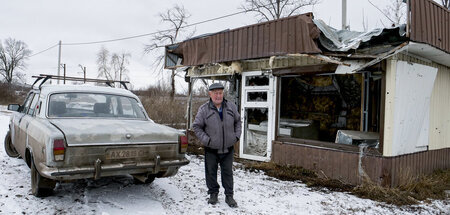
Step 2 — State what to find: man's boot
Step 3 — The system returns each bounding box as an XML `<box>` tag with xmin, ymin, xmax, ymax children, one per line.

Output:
<box><xmin>208</xmin><ymin>193</ymin><xmax>218</xmax><ymax>205</ymax></box>
<box><xmin>225</xmin><ymin>195</ymin><xmax>237</xmax><ymax>208</ymax></box>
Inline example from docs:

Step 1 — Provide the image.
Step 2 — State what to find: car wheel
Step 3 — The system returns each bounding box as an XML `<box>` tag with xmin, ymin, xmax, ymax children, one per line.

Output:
<box><xmin>4</xmin><ymin>131</ymin><xmax>20</xmax><ymax>158</ymax></box>
<box><xmin>31</xmin><ymin>157</ymin><xmax>55</xmax><ymax>197</ymax></box>
<box><xmin>133</xmin><ymin>173</ymin><xmax>156</xmax><ymax>184</ymax></box>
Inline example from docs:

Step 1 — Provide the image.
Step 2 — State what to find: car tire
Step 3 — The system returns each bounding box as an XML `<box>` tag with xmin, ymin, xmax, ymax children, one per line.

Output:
<box><xmin>31</xmin><ymin>157</ymin><xmax>55</xmax><ymax>197</ymax></box>
<box><xmin>4</xmin><ymin>131</ymin><xmax>20</xmax><ymax>158</ymax></box>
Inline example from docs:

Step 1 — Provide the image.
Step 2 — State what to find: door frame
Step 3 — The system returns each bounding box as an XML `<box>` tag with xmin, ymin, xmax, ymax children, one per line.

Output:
<box><xmin>239</xmin><ymin>71</ymin><xmax>276</xmax><ymax>161</ymax></box>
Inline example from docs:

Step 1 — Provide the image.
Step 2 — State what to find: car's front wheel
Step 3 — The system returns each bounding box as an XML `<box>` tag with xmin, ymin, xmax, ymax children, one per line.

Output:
<box><xmin>4</xmin><ymin>131</ymin><xmax>20</xmax><ymax>158</ymax></box>
<box><xmin>31</xmin><ymin>157</ymin><xmax>55</xmax><ymax>197</ymax></box>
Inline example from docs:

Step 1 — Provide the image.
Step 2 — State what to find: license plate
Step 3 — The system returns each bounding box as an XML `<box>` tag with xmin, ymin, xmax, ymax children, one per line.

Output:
<box><xmin>106</xmin><ymin>148</ymin><xmax>149</xmax><ymax>159</ymax></box>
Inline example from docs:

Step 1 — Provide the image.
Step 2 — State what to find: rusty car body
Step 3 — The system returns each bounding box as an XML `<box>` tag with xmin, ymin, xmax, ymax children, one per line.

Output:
<box><xmin>4</xmin><ymin>84</ymin><xmax>189</xmax><ymax>197</ymax></box>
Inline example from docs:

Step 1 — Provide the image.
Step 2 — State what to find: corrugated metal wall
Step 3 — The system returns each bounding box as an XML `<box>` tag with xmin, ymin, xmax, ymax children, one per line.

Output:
<box><xmin>410</xmin><ymin>0</ymin><xmax>450</xmax><ymax>53</ymax></box>
<box><xmin>171</xmin><ymin>13</ymin><xmax>322</xmax><ymax>66</ymax></box>
<box><xmin>272</xmin><ymin>141</ymin><xmax>450</xmax><ymax>186</ymax></box>
<box><xmin>397</xmin><ymin>53</ymin><xmax>450</xmax><ymax>150</ymax></box>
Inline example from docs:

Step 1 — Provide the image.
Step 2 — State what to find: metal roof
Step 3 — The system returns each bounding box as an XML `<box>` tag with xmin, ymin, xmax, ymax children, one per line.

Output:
<box><xmin>166</xmin><ymin>13</ymin><xmax>322</xmax><ymax>67</ymax></box>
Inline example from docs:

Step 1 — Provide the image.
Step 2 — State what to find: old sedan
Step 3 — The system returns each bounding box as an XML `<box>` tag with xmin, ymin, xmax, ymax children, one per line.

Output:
<box><xmin>4</xmin><ymin>84</ymin><xmax>189</xmax><ymax>197</ymax></box>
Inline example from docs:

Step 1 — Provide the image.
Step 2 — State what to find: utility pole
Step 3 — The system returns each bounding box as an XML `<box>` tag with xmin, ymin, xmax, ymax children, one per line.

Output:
<box><xmin>57</xmin><ymin>40</ymin><xmax>62</xmax><ymax>84</ymax></box>
<box><xmin>342</xmin><ymin>0</ymin><xmax>347</xmax><ymax>30</ymax></box>
<box><xmin>62</xmin><ymin>64</ymin><xmax>66</xmax><ymax>84</ymax></box>
<box><xmin>78</xmin><ymin>64</ymin><xmax>86</xmax><ymax>83</ymax></box>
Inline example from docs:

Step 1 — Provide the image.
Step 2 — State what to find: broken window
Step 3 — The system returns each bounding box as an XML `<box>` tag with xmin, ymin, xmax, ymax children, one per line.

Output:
<box><xmin>277</xmin><ymin>72</ymin><xmax>381</xmax><ymax>148</ymax></box>
<box><xmin>243</xmin><ymin>107</ymin><xmax>268</xmax><ymax>157</ymax></box>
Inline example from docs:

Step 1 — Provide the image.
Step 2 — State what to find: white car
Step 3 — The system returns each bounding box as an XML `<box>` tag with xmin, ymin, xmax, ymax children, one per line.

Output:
<box><xmin>4</xmin><ymin>84</ymin><xmax>189</xmax><ymax>197</ymax></box>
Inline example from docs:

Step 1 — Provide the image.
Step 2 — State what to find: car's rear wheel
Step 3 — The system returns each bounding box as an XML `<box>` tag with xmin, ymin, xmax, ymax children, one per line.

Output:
<box><xmin>31</xmin><ymin>157</ymin><xmax>55</xmax><ymax>197</ymax></box>
<box><xmin>4</xmin><ymin>131</ymin><xmax>20</xmax><ymax>158</ymax></box>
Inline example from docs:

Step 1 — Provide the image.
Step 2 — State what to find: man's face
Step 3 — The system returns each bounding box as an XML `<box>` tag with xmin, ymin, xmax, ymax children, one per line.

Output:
<box><xmin>209</xmin><ymin>89</ymin><xmax>224</xmax><ymax>106</ymax></box>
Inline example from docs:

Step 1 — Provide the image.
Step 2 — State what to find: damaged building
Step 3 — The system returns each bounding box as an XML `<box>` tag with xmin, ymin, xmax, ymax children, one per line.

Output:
<box><xmin>165</xmin><ymin>0</ymin><xmax>450</xmax><ymax>186</ymax></box>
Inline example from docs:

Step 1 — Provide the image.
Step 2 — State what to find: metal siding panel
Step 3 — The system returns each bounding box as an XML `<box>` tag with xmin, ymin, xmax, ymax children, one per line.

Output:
<box><xmin>269</xmin><ymin>21</ymin><xmax>276</xmax><ymax>54</ymax></box>
<box><xmin>237</xmin><ymin>29</ymin><xmax>242</xmax><ymax>60</ymax></box>
<box><xmin>263</xmin><ymin>23</ymin><xmax>270</xmax><ymax>57</ymax></box>
<box><xmin>281</xmin><ymin>19</ymin><xmax>288</xmax><ymax>53</ymax></box>
<box><xmin>431</xmin><ymin>4</ymin><xmax>436</xmax><ymax>46</ymax></box>
<box><xmin>411</xmin><ymin>0</ymin><xmax>419</xmax><ymax>41</ymax></box>
<box><xmin>241</xmin><ymin>28</ymin><xmax>247</xmax><ymax>60</ymax></box>
<box><xmin>288</xmin><ymin>18</ymin><xmax>295</xmax><ymax>54</ymax></box>
<box><xmin>233</xmin><ymin>30</ymin><xmax>238</xmax><ymax>61</ymax></box>
<box><xmin>420</xmin><ymin>0</ymin><xmax>427</xmax><ymax>42</ymax></box>
<box><xmin>296</xmin><ymin>17</ymin><xmax>305</xmax><ymax>52</ymax></box>
<box><xmin>394</xmin><ymin>157</ymin><xmax>400</xmax><ymax>187</ymax></box>
<box><xmin>305</xmin><ymin>147</ymin><xmax>313</xmax><ymax>170</ymax></box>
<box><xmin>211</xmin><ymin>36</ymin><xmax>216</xmax><ymax>63</ymax></box>
<box><xmin>275</xmin><ymin>20</ymin><xmax>282</xmax><ymax>53</ymax></box>
<box><xmin>426</xmin><ymin>1</ymin><xmax>432</xmax><ymax>44</ymax></box>
<box><xmin>352</xmin><ymin>153</ymin><xmax>360</xmax><ymax>185</ymax></box>
<box><xmin>218</xmin><ymin>33</ymin><xmax>224</xmax><ymax>62</ymax></box>
<box><xmin>252</xmin><ymin>26</ymin><xmax>258</xmax><ymax>59</ymax></box>
<box><xmin>416</xmin><ymin>152</ymin><xmax>421</xmax><ymax>176</ymax></box>
<box><xmin>216</xmin><ymin>34</ymin><xmax>221</xmax><ymax>63</ymax></box>
<box><xmin>246</xmin><ymin>27</ymin><xmax>252</xmax><ymax>59</ymax></box>
<box><xmin>257</xmin><ymin>24</ymin><xmax>264</xmax><ymax>58</ymax></box>
<box><xmin>224</xmin><ymin>31</ymin><xmax>229</xmax><ymax>61</ymax></box>
<box><xmin>341</xmin><ymin>152</ymin><xmax>349</xmax><ymax>182</ymax></box>
<box><xmin>438</xmin><ymin>7</ymin><xmax>443</xmax><ymax>49</ymax></box>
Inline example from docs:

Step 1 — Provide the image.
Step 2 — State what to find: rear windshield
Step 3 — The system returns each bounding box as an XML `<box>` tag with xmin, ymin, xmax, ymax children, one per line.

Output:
<box><xmin>48</xmin><ymin>93</ymin><xmax>147</xmax><ymax>119</ymax></box>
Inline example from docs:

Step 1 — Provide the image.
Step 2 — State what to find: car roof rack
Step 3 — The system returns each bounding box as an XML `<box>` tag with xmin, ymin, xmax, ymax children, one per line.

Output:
<box><xmin>31</xmin><ymin>74</ymin><xmax>130</xmax><ymax>90</ymax></box>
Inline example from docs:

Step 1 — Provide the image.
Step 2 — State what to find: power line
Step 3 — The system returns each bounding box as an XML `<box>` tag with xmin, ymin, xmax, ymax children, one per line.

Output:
<box><xmin>61</xmin><ymin>3</ymin><xmax>271</xmax><ymax>46</ymax></box>
<box><xmin>29</xmin><ymin>43</ymin><xmax>59</xmax><ymax>57</ymax></box>
<box><xmin>367</xmin><ymin>0</ymin><xmax>395</xmax><ymax>24</ymax></box>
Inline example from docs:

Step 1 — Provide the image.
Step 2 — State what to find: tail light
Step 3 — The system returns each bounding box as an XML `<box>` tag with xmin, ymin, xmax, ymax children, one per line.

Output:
<box><xmin>179</xmin><ymin>135</ymin><xmax>188</xmax><ymax>153</ymax></box>
<box><xmin>53</xmin><ymin>139</ymin><xmax>65</xmax><ymax>161</ymax></box>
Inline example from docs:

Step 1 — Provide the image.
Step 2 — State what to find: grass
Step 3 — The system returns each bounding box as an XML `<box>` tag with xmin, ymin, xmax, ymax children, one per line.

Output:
<box><xmin>186</xmin><ymin>144</ymin><xmax>450</xmax><ymax>206</ymax></box>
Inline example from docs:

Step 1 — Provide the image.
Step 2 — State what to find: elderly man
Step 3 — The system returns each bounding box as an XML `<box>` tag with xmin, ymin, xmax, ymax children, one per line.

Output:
<box><xmin>192</xmin><ymin>83</ymin><xmax>241</xmax><ymax>208</ymax></box>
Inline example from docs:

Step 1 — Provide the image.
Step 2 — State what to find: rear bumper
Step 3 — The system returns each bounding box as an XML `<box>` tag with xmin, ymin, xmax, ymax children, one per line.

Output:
<box><xmin>39</xmin><ymin>157</ymin><xmax>190</xmax><ymax>180</ymax></box>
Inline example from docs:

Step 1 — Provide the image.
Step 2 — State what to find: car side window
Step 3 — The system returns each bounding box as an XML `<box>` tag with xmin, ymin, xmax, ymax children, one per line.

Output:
<box><xmin>27</xmin><ymin>93</ymin><xmax>40</xmax><ymax>116</ymax></box>
<box><xmin>20</xmin><ymin>93</ymin><xmax>34</xmax><ymax>114</ymax></box>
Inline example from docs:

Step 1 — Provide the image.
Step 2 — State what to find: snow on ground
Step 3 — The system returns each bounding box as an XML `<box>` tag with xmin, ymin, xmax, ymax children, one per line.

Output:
<box><xmin>0</xmin><ymin>107</ymin><xmax>448</xmax><ymax>214</ymax></box>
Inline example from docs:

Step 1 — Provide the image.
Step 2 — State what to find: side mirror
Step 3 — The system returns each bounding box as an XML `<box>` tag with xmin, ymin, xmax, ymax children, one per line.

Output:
<box><xmin>7</xmin><ymin>104</ymin><xmax>20</xmax><ymax>112</ymax></box>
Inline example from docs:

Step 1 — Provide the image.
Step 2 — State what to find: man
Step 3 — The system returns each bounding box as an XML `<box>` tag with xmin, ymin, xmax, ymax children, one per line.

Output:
<box><xmin>192</xmin><ymin>83</ymin><xmax>241</xmax><ymax>208</ymax></box>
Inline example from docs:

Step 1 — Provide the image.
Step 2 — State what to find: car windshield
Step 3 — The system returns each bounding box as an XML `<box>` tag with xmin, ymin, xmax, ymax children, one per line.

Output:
<box><xmin>48</xmin><ymin>93</ymin><xmax>147</xmax><ymax>120</ymax></box>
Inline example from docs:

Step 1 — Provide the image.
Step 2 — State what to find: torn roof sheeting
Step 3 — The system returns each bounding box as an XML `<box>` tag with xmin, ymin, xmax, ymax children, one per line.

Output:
<box><xmin>169</xmin><ymin>13</ymin><xmax>322</xmax><ymax>67</ymax></box>
<box><xmin>314</xmin><ymin>19</ymin><xmax>407</xmax><ymax>52</ymax></box>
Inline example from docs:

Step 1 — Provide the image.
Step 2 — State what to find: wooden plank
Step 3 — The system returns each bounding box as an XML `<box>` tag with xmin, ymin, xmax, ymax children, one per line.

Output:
<box><xmin>272</xmin><ymin>64</ymin><xmax>339</xmax><ymax>76</ymax></box>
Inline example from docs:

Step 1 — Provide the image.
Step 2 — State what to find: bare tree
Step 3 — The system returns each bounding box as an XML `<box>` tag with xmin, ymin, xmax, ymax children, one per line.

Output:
<box><xmin>96</xmin><ymin>46</ymin><xmax>112</xmax><ymax>81</ymax></box>
<box><xmin>440</xmin><ymin>0</ymin><xmax>449</xmax><ymax>9</ymax></box>
<box><xmin>96</xmin><ymin>47</ymin><xmax>132</xmax><ymax>88</ymax></box>
<box><xmin>111</xmin><ymin>52</ymin><xmax>131</xmax><ymax>88</ymax></box>
<box><xmin>0</xmin><ymin>38</ymin><xmax>32</xmax><ymax>84</ymax></box>
<box><xmin>383</xmin><ymin>0</ymin><xmax>406</xmax><ymax>26</ymax></box>
<box><xmin>240</xmin><ymin>0</ymin><xmax>320</xmax><ymax>22</ymax></box>
<box><xmin>145</xmin><ymin>4</ymin><xmax>195</xmax><ymax>98</ymax></box>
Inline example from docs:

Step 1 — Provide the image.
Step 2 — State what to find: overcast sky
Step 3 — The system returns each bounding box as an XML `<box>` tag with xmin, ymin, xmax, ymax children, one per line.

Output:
<box><xmin>1</xmin><ymin>0</ymin><xmax>402</xmax><ymax>91</ymax></box>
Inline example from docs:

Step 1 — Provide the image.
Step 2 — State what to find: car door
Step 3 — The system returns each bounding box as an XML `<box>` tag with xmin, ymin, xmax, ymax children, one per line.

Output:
<box><xmin>14</xmin><ymin>93</ymin><xmax>37</xmax><ymax>157</ymax></box>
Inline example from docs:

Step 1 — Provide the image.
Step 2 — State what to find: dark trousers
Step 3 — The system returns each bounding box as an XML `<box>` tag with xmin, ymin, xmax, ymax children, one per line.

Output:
<box><xmin>204</xmin><ymin>147</ymin><xmax>234</xmax><ymax>195</ymax></box>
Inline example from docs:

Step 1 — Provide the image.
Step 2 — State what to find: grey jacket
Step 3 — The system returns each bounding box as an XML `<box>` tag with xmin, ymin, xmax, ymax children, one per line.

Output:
<box><xmin>192</xmin><ymin>99</ymin><xmax>241</xmax><ymax>153</ymax></box>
